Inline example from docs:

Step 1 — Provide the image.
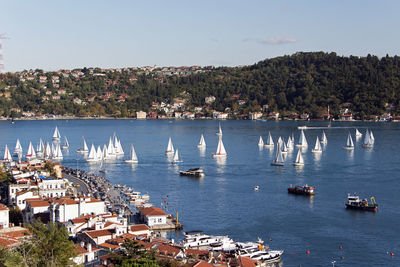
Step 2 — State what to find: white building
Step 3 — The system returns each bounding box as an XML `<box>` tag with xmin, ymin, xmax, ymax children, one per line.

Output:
<box><xmin>249</xmin><ymin>112</ymin><xmax>263</xmax><ymax>120</ymax></box>
<box><xmin>128</xmin><ymin>224</ymin><xmax>151</xmax><ymax>237</ymax></box>
<box><xmin>138</xmin><ymin>207</ymin><xmax>168</xmax><ymax>227</ymax></box>
<box><xmin>136</xmin><ymin>111</ymin><xmax>147</xmax><ymax>119</ymax></box>
<box><xmin>72</xmin><ymin>242</ymin><xmax>100</xmax><ymax>266</ymax></box>
<box><xmin>0</xmin><ymin>204</ymin><xmax>9</xmax><ymax>229</ymax></box>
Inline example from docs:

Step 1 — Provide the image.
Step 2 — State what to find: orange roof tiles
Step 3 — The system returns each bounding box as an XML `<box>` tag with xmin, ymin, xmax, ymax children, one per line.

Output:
<box><xmin>85</xmin><ymin>229</ymin><xmax>113</xmax><ymax>238</ymax></box>
<box><xmin>99</xmin><ymin>242</ymin><xmax>120</xmax><ymax>249</ymax></box>
<box><xmin>139</xmin><ymin>207</ymin><xmax>167</xmax><ymax>216</ymax></box>
<box><xmin>0</xmin><ymin>204</ymin><xmax>8</xmax><ymax>211</ymax></box>
<box><xmin>191</xmin><ymin>261</ymin><xmax>214</xmax><ymax>267</ymax></box>
<box><xmin>130</xmin><ymin>224</ymin><xmax>149</xmax><ymax>232</ymax></box>
<box><xmin>238</xmin><ymin>256</ymin><xmax>258</xmax><ymax>267</ymax></box>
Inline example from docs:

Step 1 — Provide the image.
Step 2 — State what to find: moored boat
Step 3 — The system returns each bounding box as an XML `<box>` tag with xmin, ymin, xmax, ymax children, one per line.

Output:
<box><xmin>345</xmin><ymin>194</ymin><xmax>378</xmax><ymax>211</ymax></box>
<box><xmin>288</xmin><ymin>184</ymin><xmax>315</xmax><ymax>195</ymax></box>
<box><xmin>180</xmin><ymin>168</ymin><xmax>204</xmax><ymax>177</ymax></box>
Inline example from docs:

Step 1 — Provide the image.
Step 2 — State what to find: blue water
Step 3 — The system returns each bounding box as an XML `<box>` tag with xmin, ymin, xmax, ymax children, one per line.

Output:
<box><xmin>1</xmin><ymin>119</ymin><xmax>399</xmax><ymax>266</ymax></box>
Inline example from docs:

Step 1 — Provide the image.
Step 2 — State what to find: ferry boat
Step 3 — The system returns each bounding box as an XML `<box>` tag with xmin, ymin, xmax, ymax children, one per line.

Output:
<box><xmin>345</xmin><ymin>194</ymin><xmax>378</xmax><ymax>211</ymax></box>
<box><xmin>288</xmin><ymin>185</ymin><xmax>315</xmax><ymax>195</ymax></box>
<box><xmin>180</xmin><ymin>168</ymin><xmax>205</xmax><ymax>177</ymax></box>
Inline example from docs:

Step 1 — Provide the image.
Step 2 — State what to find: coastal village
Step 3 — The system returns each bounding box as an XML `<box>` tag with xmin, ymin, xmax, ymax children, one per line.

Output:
<box><xmin>0</xmin><ymin>66</ymin><xmax>397</xmax><ymax>122</ymax></box>
<box><xmin>0</xmin><ymin>149</ymin><xmax>280</xmax><ymax>266</ymax></box>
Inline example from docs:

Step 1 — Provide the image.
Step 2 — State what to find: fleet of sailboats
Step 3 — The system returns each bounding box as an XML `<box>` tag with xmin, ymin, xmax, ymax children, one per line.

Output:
<box><xmin>343</xmin><ymin>132</ymin><xmax>354</xmax><ymax>150</ymax></box>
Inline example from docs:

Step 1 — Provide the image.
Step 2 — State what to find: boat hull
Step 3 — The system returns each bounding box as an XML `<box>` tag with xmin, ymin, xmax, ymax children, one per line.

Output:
<box><xmin>212</xmin><ymin>153</ymin><xmax>227</xmax><ymax>158</ymax></box>
<box><xmin>180</xmin><ymin>171</ymin><xmax>204</xmax><ymax>177</ymax></box>
<box><xmin>293</xmin><ymin>162</ymin><xmax>304</xmax><ymax>166</ymax></box>
<box><xmin>345</xmin><ymin>204</ymin><xmax>378</xmax><ymax>211</ymax></box>
<box><xmin>342</xmin><ymin>146</ymin><xmax>354</xmax><ymax>150</ymax></box>
<box><xmin>311</xmin><ymin>149</ymin><xmax>322</xmax><ymax>153</ymax></box>
<box><xmin>271</xmin><ymin>162</ymin><xmax>284</xmax><ymax>166</ymax></box>
<box><xmin>288</xmin><ymin>188</ymin><xmax>314</xmax><ymax>195</ymax></box>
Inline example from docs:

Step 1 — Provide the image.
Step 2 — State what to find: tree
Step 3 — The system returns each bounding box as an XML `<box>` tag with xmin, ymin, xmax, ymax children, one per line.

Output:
<box><xmin>110</xmin><ymin>239</ymin><xmax>158</xmax><ymax>267</ymax></box>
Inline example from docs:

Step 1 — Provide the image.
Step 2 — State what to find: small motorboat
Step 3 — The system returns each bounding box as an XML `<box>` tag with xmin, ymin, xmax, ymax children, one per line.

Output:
<box><xmin>180</xmin><ymin>168</ymin><xmax>204</xmax><ymax>177</ymax></box>
<box><xmin>254</xmin><ymin>186</ymin><xmax>259</xmax><ymax>191</ymax></box>
<box><xmin>288</xmin><ymin>185</ymin><xmax>315</xmax><ymax>195</ymax></box>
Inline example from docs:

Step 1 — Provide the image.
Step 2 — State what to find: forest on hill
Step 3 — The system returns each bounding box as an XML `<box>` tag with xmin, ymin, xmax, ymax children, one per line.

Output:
<box><xmin>1</xmin><ymin>52</ymin><xmax>400</xmax><ymax>119</ymax></box>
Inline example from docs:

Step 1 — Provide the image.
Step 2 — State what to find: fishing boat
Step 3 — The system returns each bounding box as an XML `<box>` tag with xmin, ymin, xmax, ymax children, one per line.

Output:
<box><xmin>258</xmin><ymin>136</ymin><xmax>264</xmax><ymax>147</ymax></box>
<box><xmin>343</xmin><ymin>132</ymin><xmax>354</xmax><ymax>150</ymax></box>
<box><xmin>52</xmin><ymin>126</ymin><xmax>61</xmax><ymax>142</ymax></box>
<box><xmin>216</xmin><ymin>123</ymin><xmax>223</xmax><ymax>136</ymax></box>
<box><xmin>321</xmin><ymin>131</ymin><xmax>328</xmax><ymax>144</ymax></box>
<box><xmin>13</xmin><ymin>139</ymin><xmax>23</xmax><ymax>157</ymax></box>
<box><xmin>61</xmin><ymin>136</ymin><xmax>69</xmax><ymax>149</ymax></box>
<box><xmin>362</xmin><ymin>129</ymin><xmax>373</xmax><ymax>148</ymax></box>
<box><xmin>311</xmin><ymin>136</ymin><xmax>322</xmax><ymax>153</ymax></box>
<box><xmin>3</xmin><ymin>145</ymin><xmax>12</xmax><ymax>162</ymax></box>
<box><xmin>125</xmin><ymin>144</ymin><xmax>138</xmax><ymax>163</ymax></box>
<box><xmin>293</xmin><ymin>149</ymin><xmax>305</xmax><ymax>166</ymax></box>
<box><xmin>355</xmin><ymin>128</ymin><xmax>362</xmax><ymax>138</ymax></box>
<box><xmin>180</xmin><ymin>167</ymin><xmax>204</xmax><ymax>177</ymax></box>
<box><xmin>197</xmin><ymin>134</ymin><xmax>206</xmax><ymax>149</ymax></box>
<box><xmin>77</xmin><ymin>137</ymin><xmax>89</xmax><ymax>153</ymax></box>
<box><xmin>26</xmin><ymin>142</ymin><xmax>36</xmax><ymax>159</ymax></box>
<box><xmin>296</xmin><ymin>130</ymin><xmax>308</xmax><ymax>148</ymax></box>
<box><xmin>271</xmin><ymin>143</ymin><xmax>284</xmax><ymax>166</ymax></box>
<box><xmin>172</xmin><ymin>148</ymin><xmax>183</xmax><ymax>164</ymax></box>
<box><xmin>288</xmin><ymin>184</ymin><xmax>315</xmax><ymax>195</ymax></box>
<box><xmin>345</xmin><ymin>194</ymin><xmax>378</xmax><ymax>211</ymax></box>
<box><xmin>165</xmin><ymin>137</ymin><xmax>175</xmax><ymax>155</ymax></box>
<box><xmin>264</xmin><ymin>132</ymin><xmax>274</xmax><ymax>148</ymax></box>
<box><xmin>212</xmin><ymin>136</ymin><xmax>227</xmax><ymax>158</ymax></box>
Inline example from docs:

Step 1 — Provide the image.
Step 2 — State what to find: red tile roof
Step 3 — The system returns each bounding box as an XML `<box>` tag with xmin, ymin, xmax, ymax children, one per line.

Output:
<box><xmin>139</xmin><ymin>207</ymin><xmax>167</xmax><ymax>216</ymax></box>
<box><xmin>130</xmin><ymin>224</ymin><xmax>149</xmax><ymax>232</ymax></box>
<box><xmin>191</xmin><ymin>260</ymin><xmax>214</xmax><ymax>267</ymax></box>
<box><xmin>85</xmin><ymin>229</ymin><xmax>113</xmax><ymax>238</ymax></box>
<box><xmin>0</xmin><ymin>204</ymin><xmax>8</xmax><ymax>211</ymax></box>
<box><xmin>99</xmin><ymin>242</ymin><xmax>120</xmax><ymax>249</ymax></box>
<box><xmin>238</xmin><ymin>256</ymin><xmax>258</xmax><ymax>267</ymax></box>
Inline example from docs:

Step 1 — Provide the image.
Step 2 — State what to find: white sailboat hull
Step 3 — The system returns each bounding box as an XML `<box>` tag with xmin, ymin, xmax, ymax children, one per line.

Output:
<box><xmin>342</xmin><ymin>146</ymin><xmax>354</xmax><ymax>150</ymax></box>
<box><xmin>212</xmin><ymin>153</ymin><xmax>227</xmax><ymax>158</ymax></box>
<box><xmin>125</xmin><ymin>159</ymin><xmax>138</xmax><ymax>163</ymax></box>
<box><xmin>293</xmin><ymin>162</ymin><xmax>305</xmax><ymax>166</ymax></box>
<box><xmin>271</xmin><ymin>161</ymin><xmax>284</xmax><ymax>166</ymax></box>
<box><xmin>311</xmin><ymin>149</ymin><xmax>322</xmax><ymax>153</ymax></box>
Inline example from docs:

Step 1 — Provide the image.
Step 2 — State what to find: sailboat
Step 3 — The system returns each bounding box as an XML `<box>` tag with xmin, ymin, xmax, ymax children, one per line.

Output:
<box><xmin>370</xmin><ymin>130</ymin><xmax>375</xmax><ymax>143</ymax></box>
<box><xmin>362</xmin><ymin>129</ymin><xmax>373</xmax><ymax>148</ymax></box>
<box><xmin>44</xmin><ymin>142</ymin><xmax>52</xmax><ymax>159</ymax></box>
<box><xmin>293</xmin><ymin>149</ymin><xmax>305</xmax><ymax>166</ymax></box>
<box><xmin>311</xmin><ymin>136</ymin><xmax>322</xmax><ymax>153</ymax></box>
<box><xmin>36</xmin><ymin>138</ymin><xmax>44</xmax><ymax>157</ymax></box>
<box><xmin>99</xmin><ymin>160</ymin><xmax>106</xmax><ymax>174</ymax></box>
<box><xmin>3</xmin><ymin>145</ymin><xmax>12</xmax><ymax>162</ymax></box>
<box><xmin>296</xmin><ymin>130</ymin><xmax>308</xmax><ymax>148</ymax></box>
<box><xmin>172</xmin><ymin>148</ymin><xmax>183</xmax><ymax>164</ymax></box>
<box><xmin>52</xmin><ymin>143</ymin><xmax>63</xmax><ymax>160</ymax></box>
<box><xmin>258</xmin><ymin>136</ymin><xmax>264</xmax><ymax>147</ymax></box>
<box><xmin>62</xmin><ymin>136</ymin><xmax>69</xmax><ymax>149</ymax></box>
<box><xmin>125</xmin><ymin>144</ymin><xmax>139</xmax><ymax>163</ymax></box>
<box><xmin>52</xmin><ymin>126</ymin><xmax>61</xmax><ymax>142</ymax></box>
<box><xmin>197</xmin><ymin>134</ymin><xmax>206</xmax><ymax>149</ymax></box>
<box><xmin>165</xmin><ymin>137</ymin><xmax>175</xmax><ymax>155</ymax></box>
<box><xmin>271</xmin><ymin>143</ymin><xmax>285</xmax><ymax>166</ymax></box>
<box><xmin>26</xmin><ymin>142</ymin><xmax>36</xmax><ymax>159</ymax></box>
<box><xmin>264</xmin><ymin>132</ymin><xmax>274</xmax><ymax>148</ymax></box>
<box><xmin>13</xmin><ymin>139</ymin><xmax>23</xmax><ymax>157</ymax></box>
<box><xmin>286</xmin><ymin>136</ymin><xmax>294</xmax><ymax>150</ymax></box>
<box><xmin>86</xmin><ymin>144</ymin><xmax>99</xmax><ymax>162</ymax></box>
<box><xmin>343</xmin><ymin>132</ymin><xmax>354</xmax><ymax>150</ymax></box>
<box><xmin>321</xmin><ymin>131</ymin><xmax>328</xmax><ymax>144</ymax></box>
<box><xmin>212</xmin><ymin>136</ymin><xmax>227</xmax><ymax>158</ymax></box>
<box><xmin>216</xmin><ymin>123</ymin><xmax>223</xmax><ymax>136</ymax></box>
<box><xmin>281</xmin><ymin>138</ymin><xmax>288</xmax><ymax>154</ymax></box>
<box><xmin>77</xmin><ymin>137</ymin><xmax>89</xmax><ymax>153</ymax></box>
<box><xmin>355</xmin><ymin>128</ymin><xmax>362</xmax><ymax>138</ymax></box>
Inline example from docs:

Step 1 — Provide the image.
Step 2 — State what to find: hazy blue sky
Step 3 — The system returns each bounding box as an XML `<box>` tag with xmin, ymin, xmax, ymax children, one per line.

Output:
<box><xmin>1</xmin><ymin>0</ymin><xmax>399</xmax><ymax>71</ymax></box>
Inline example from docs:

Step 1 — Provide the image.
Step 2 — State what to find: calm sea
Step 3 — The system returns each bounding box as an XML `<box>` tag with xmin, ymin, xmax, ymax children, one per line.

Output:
<box><xmin>1</xmin><ymin>119</ymin><xmax>399</xmax><ymax>266</ymax></box>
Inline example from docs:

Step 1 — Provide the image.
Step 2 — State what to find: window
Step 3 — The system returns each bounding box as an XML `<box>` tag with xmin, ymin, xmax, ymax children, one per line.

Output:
<box><xmin>158</xmin><ymin>218</ymin><xmax>162</xmax><ymax>223</ymax></box>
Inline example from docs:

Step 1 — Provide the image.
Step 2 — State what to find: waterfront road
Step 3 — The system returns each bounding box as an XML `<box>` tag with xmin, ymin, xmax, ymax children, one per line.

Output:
<box><xmin>64</xmin><ymin>173</ymin><xmax>89</xmax><ymax>195</ymax></box>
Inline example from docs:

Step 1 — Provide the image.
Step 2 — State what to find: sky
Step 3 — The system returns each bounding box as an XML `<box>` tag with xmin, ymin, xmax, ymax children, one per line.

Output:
<box><xmin>1</xmin><ymin>0</ymin><xmax>400</xmax><ymax>72</ymax></box>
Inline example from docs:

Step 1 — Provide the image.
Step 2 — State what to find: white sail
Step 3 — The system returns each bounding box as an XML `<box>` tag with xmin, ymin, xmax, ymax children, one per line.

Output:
<box><xmin>281</xmin><ymin>139</ymin><xmax>288</xmax><ymax>153</ymax></box>
<box><xmin>264</xmin><ymin>132</ymin><xmax>274</xmax><ymax>148</ymax></box>
<box><xmin>116</xmin><ymin>139</ymin><xmax>124</xmax><ymax>155</ymax></box>
<box><xmin>321</xmin><ymin>131</ymin><xmax>328</xmax><ymax>144</ymax></box>
<box><xmin>258</xmin><ymin>136</ymin><xmax>264</xmax><ymax>147</ymax></box>
<box><xmin>96</xmin><ymin>146</ymin><xmax>103</xmax><ymax>161</ymax></box>
<box><xmin>62</xmin><ymin>136</ymin><xmax>69</xmax><ymax>149</ymax></box>
<box><xmin>125</xmin><ymin>144</ymin><xmax>138</xmax><ymax>163</ymax></box>
<box><xmin>166</xmin><ymin>137</ymin><xmax>174</xmax><ymax>154</ymax></box>
<box><xmin>26</xmin><ymin>142</ymin><xmax>36</xmax><ymax>158</ymax></box>
<box><xmin>286</xmin><ymin>136</ymin><xmax>294</xmax><ymax>150</ymax></box>
<box><xmin>293</xmin><ymin>149</ymin><xmax>305</xmax><ymax>166</ymax></box>
<box><xmin>213</xmin><ymin>136</ymin><xmax>227</xmax><ymax>157</ymax></box>
<box><xmin>343</xmin><ymin>132</ymin><xmax>354</xmax><ymax>150</ymax></box>
<box><xmin>53</xmin><ymin>143</ymin><xmax>63</xmax><ymax>160</ymax></box>
<box><xmin>87</xmin><ymin>144</ymin><xmax>97</xmax><ymax>162</ymax></box>
<box><xmin>197</xmin><ymin>134</ymin><xmax>206</xmax><ymax>148</ymax></box>
<box><xmin>36</xmin><ymin>138</ymin><xmax>44</xmax><ymax>153</ymax></box>
<box><xmin>370</xmin><ymin>130</ymin><xmax>375</xmax><ymax>143</ymax></box>
<box><xmin>13</xmin><ymin>139</ymin><xmax>23</xmax><ymax>156</ymax></box>
<box><xmin>108</xmin><ymin>138</ymin><xmax>116</xmax><ymax>156</ymax></box>
<box><xmin>311</xmin><ymin>136</ymin><xmax>322</xmax><ymax>153</ymax></box>
<box><xmin>4</xmin><ymin>145</ymin><xmax>12</xmax><ymax>161</ymax></box>
<box><xmin>44</xmin><ymin>142</ymin><xmax>52</xmax><ymax>159</ymax></box>
<box><xmin>52</xmin><ymin>126</ymin><xmax>61</xmax><ymax>141</ymax></box>
<box><xmin>172</xmin><ymin>148</ymin><xmax>182</xmax><ymax>163</ymax></box>
<box><xmin>216</xmin><ymin>123</ymin><xmax>223</xmax><ymax>136</ymax></box>
<box><xmin>296</xmin><ymin>130</ymin><xmax>308</xmax><ymax>147</ymax></box>
<box><xmin>363</xmin><ymin>129</ymin><xmax>373</xmax><ymax>148</ymax></box>
<box><xmin>355</xmin><ymin>128</ymin><xmax>362</xmax><ymax>137</ymax></box>
<box><xmin>271</xmin><ymin>143</ymin><xmax>285</xmax><ymax>166</ymax></box>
